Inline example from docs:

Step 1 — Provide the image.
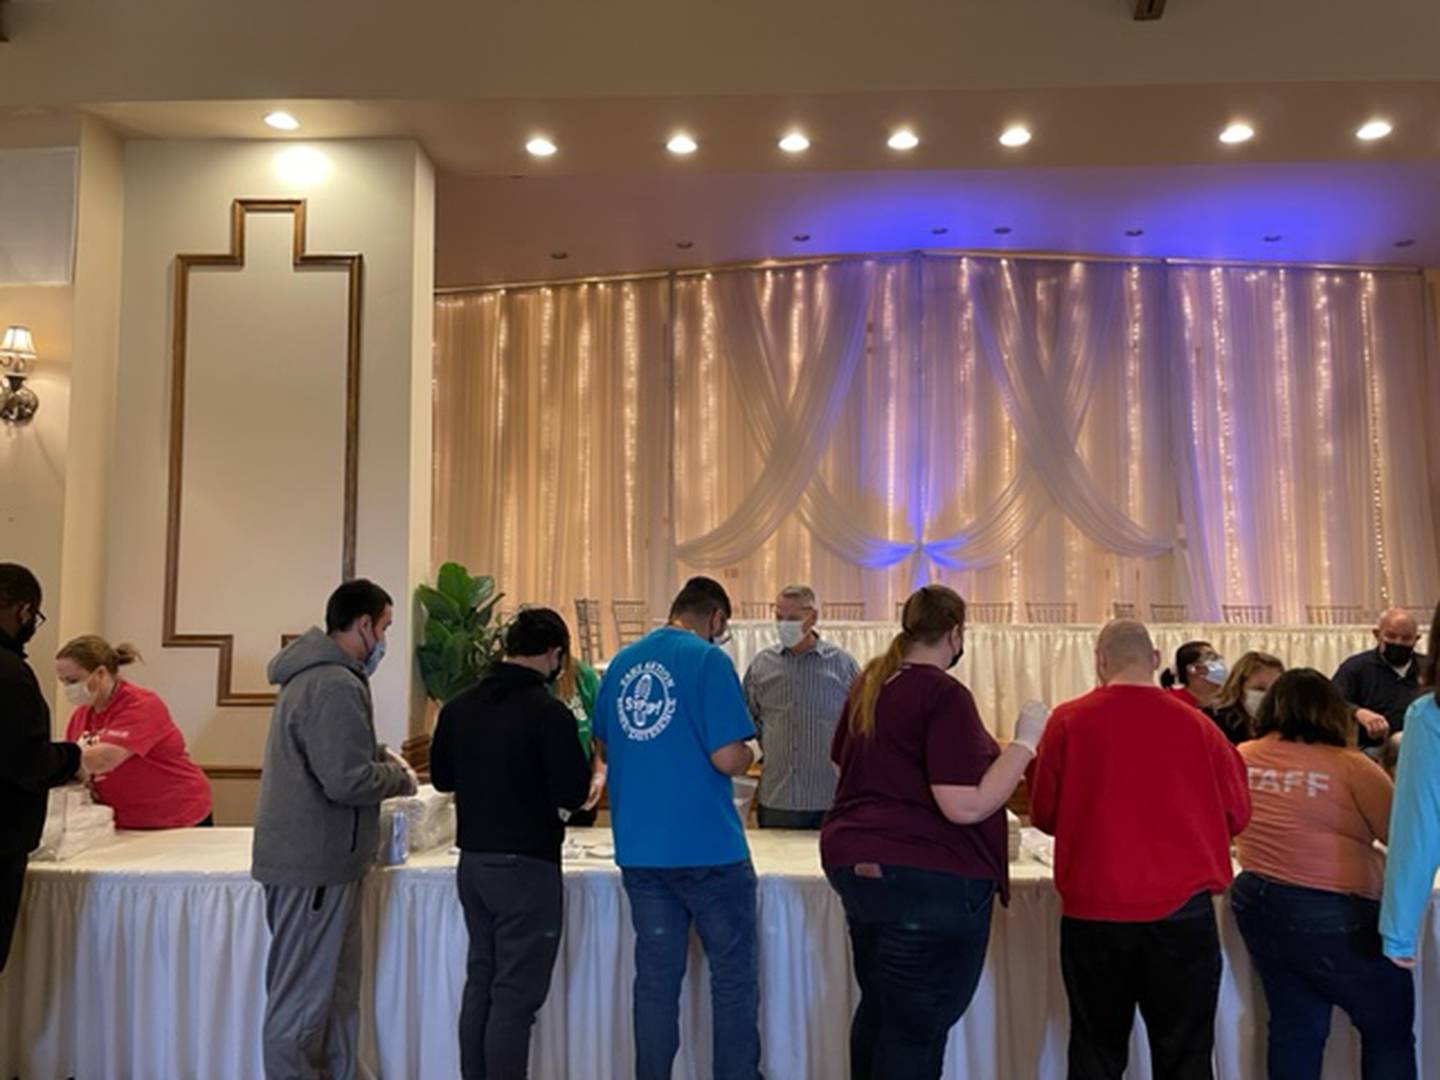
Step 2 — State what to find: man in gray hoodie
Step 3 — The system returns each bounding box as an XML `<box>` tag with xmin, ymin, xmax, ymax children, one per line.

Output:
<box><xmin>252</xmin><ymin>579</ymin><xmax>417</xmax><ymax>1080</ymax></box>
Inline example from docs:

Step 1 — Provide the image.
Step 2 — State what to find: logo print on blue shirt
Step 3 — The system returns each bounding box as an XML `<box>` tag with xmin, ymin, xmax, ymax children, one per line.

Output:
<box><xmin>617</xmin><ymin>661</ymin><xmax>677</xmax><ymax>741</ymax></box>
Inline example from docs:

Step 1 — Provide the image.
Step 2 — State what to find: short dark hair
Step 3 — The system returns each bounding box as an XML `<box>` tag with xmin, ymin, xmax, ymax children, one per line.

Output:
<box><xmin>1254</xmin><ymin>668</ymin><xmax>1353</xmax><ymax>747</ymax></box>
<box><xmin>669</xmin><ymin>576</ymin><xmax>731</xmax><ymax>621</ymax></box>
<box><xmin>325</xmin><ymin>579</ymin><xmax>393</xmax><ymax>634</ymax></box>
<box><xmin>503</xmin><ymin>607</ymin><xmax>570</xmax><ymax>658</ymax></box>
<box><xmin>0</xmin><ymin>563</ymin><xmax>41</xmax><ymax>611</ymax></box>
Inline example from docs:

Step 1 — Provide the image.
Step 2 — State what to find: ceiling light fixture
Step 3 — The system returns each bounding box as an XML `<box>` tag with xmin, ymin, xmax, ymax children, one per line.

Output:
<box><xmin>1262</xmin><ymin>234</ymin><xmax>1283</xmax><ymax>243</ymax></box>
<box><xmin>526</xmin><ymin>136</ymin><xmax>558</xmax><ymax>157</ymax></box>
<box><xmin>993</xmin><ymin>226</ymin><xmax>1013</xmax><ymax>235</ymax></box>
<box><xmin>778</xmin><ymin>132</ymin><xmax>811</xmax><ymax>154</ymax></box>
<box><xmin>887</xmin><ymin>129</ymin><xmax>920</xmax><ymax>151</ymax></box>
<box><xmin>675</xmin><ymin>240</ymin><xmax>695</xmax><ymax>250</ymax></box>
<box><xmin>1356</xmin><ymin>119</ymin><xmax>1393</xmax><ymax>141</ymax></box>
<box><xmin>550</xmin><ymin>251</ymin><xmax>569</xmax><ymax>260</ymax></box>
<box><xmin>931</xmin><ymin>227</ymin><xmax>949</xmax><ymax>236</ymax></box>
<box><xmin>792</xmin><ymin>233</ymin><xmax>812</xmax><ymax>242</ymax></box>
<box><xmin>1125</xmin><ymin>228</ymin><xmax>1145</xmax><ymax>237</ymax></box>
<box><xmin>1218</xmin><ymin>121</ymin><xmax>1255</xmax><ymax>145</ymax></box>
<box><xmin>666</xmin><ymin>133</ymin><xmax>699</xmax><ymax>156</ymax></box>
<box><xmin>998</xmin><ymin>125</ymin><xmax>1032</xmax><ymax>148</ymax></box>
<box><xmin>264</xmin><ymin>111</ymin><xmax>300</xmax><ymax>132</ymax></box>
<box><xmin>1394</xmin><ymin>238</ymin><xmax>1416</xmax><ymax>248</ymax></box>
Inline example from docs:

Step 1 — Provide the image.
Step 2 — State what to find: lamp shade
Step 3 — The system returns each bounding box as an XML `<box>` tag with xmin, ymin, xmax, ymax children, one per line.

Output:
<box><xmin>0</xmin><ymin>326</ymin><xmax>36</xmax><ymax>359</ymax></box>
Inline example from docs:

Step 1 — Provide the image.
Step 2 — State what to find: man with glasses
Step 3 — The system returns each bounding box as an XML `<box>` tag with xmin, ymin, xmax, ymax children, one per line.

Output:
<box><xmin>0</xmin><ymin>563</ymin><xmax>83</xmax><ymax>972</ymax></box>
<box><xmin>743</xmin><ymin>585</ymin><xmax>859</xmax><ymax>829</ymax></box>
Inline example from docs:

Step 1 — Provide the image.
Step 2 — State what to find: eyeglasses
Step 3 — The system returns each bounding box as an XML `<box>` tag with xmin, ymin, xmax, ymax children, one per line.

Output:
<box><xmin>31</xmin><ymin>608</ymin><xmax>46</xmax><ymax>628</ymax></box>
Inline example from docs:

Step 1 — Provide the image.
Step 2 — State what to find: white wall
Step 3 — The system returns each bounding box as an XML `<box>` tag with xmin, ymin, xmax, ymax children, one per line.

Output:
<box><xmin>104</xmin><ymin>139</ymin><xmax>435</xmax><ymax>798</ymax></box>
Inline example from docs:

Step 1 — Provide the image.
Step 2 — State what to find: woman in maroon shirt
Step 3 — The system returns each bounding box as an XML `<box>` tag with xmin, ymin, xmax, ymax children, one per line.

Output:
<box><xmin>821</xmin><ymin>585</ymin><xmax>1048</xmax><ymax>1080</ymax></box>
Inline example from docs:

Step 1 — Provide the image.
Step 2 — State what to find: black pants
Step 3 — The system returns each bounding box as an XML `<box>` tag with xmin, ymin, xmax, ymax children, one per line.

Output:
<box><xmin>1061</xmin><ymin>892</ymin><xmax>1221</xmax><ymax>1080</ymax></box>
<box><xmin>0</xmin><ymin>852</ymin><xmax>26</xmax><ymax>974</ymax></box>
<box><xmin>457</xmin><ymin>851</ymin><xmax>564</xmax><ymax>1080</ymax></box>
<box><xmin>756</xmin><ymin>805</ymin><xmax>826</xmax><ymax>830</ymax></box>
<box><xmin>826</xmin><ymin>864</ymin><xmax>996</xmax><ymax>1080</ymax></box>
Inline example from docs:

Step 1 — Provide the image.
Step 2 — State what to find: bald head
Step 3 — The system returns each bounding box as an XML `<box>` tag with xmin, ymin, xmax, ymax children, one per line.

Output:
<box><xmin>1377</xmin><ymin>607</ymin><xmax>1419</xmax><ymax>638</ymax></box>
<box><xmin>1096</xmin><ymin>619</ymin><xmax>1161</xmax><ymax>686</ymax></box>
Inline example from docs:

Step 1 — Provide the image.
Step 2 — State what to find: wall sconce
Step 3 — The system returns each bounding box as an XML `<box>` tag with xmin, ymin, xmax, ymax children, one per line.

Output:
<box><xmin>0</xmin><ymin>325</ymin><xmax>39</xmax><ymax>423</ymax></box>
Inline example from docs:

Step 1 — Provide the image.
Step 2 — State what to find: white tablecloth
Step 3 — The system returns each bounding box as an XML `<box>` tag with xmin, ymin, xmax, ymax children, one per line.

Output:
<box><xmin>3</xmin><ymin>828</ymin><xmax>1437</xmax><ymax>1079</ymax></box>
<box><xmin>725</xmin><ymin>622</ymin><xmax>1376</xmax><ymax>738</ymax></box>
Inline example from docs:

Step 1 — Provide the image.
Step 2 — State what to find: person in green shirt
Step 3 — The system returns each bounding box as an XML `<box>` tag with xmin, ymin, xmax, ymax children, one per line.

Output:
<box><xmin>553</xmin><ymin>654</ymin><xmax>606</xmax><ymax>826</ymax></box>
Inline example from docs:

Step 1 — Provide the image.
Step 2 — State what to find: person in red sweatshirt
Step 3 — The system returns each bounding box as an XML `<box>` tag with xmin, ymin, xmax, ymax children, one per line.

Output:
<box><xmin>1030</xmin><ymin>619</ymin><xmax>1251</xmax><ymax>1080</ymax></box>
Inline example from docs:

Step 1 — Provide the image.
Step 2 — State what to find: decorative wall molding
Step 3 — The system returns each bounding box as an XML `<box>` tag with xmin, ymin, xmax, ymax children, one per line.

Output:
<box><xmin>201</xmin><ymin>765</ymin><xmax>263</xmax><ymax>781</ymax></box>
<box><xmin>165</xmin><ymin>198</ymin><xmax>364</xmax><ymax>706</ymax></box>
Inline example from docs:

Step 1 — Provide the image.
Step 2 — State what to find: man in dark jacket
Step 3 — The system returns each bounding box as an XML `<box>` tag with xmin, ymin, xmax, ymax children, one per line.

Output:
<box><xmin>251</xmin><ymin>579</ymin><xmax>417</xmax><ymax>1080</ymax></box>
<box><xmin>430</xmin><ymin>607</ymin><xmax>592</xmax><ymax>1080</ymax></box>
<box><xmin>0</xmin><ymin>563</ymin><xmax>82</xmax><ymax>972</ymax></box>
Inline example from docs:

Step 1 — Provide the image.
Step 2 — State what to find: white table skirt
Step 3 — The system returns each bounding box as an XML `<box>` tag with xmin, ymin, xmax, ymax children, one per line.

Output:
<box><xmin>725</xmin><ymin>622</ymin><xmax>1377</xmax><ymax>739</ymax></box>
<box><xmin>3</xmin><ymin>828</ymin><xmax>1437</xmax><ymax>1080</ymax></box>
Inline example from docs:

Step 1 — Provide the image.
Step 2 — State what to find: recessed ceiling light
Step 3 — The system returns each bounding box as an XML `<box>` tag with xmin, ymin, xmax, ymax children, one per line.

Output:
<box><xmin>1395</xmin><ymin>238</ymin><xmax>1416</xmax><ymax>248</ymax></box>
<box><xmin>778</xmin><ymin>132</ymin><xmax>811</xmax><ymax>154</ymax></box>
<box><xmin>1218</xmin><ymin>121</ymin><xmax>1255</xmax><ymax>145</ymax></box>
<box><xmin>1356</xmin><ymin>119</ymin><xmax>1393</xmax><ymax>141</ymax></box>
<box><xmin>993</xmin><ymin>226</ymin><xmax>1013</xmax><ymax>235</ymax></box>
<box><xmin>264</xmin><ymin>111</ymin><xmax>300</xmax><ymax>132</ymax></box>
<box><xmin>792</xmin><ymin>233</ymin><xmax>812</xmax><ymax>242</ymax></box>
<box><xmin>1125</xmin><ymin>228</ymin><xmax>1145</xmax><ymax>237</ymax></box>
<box><xmin>931</xmin><ymin>227</ymin><xmax>949</xmax><ymax>236</ymax></box>
<box><xmin>998</xmin><ymin>125</ymin><xmax>1032</xmax><ymax>148</ymax></box>
<box><xmin>526</xmin><ymin>136</ymin><xmax>558</xmax><ymax>157</ymax></box>
<box><xmin>675</xmin><ymin>240</ymin><xmax>695</xmax><ymax>250</ymax></box>
<box><xmin>550</xmin><ymin>250</ymin><xmax>569</xmax><ymax>260</ymax></box>
<box><xmin>667</xmin><ymin>133</ymin><xmax>699</xmax><ymax>156</ymax></box>
<box><xmin>1262</xmin><ymin>234</ymin><xmax>1283</xmax><ymax>243</ymax></box>
<box><xmin>887</xmin><ymin>129</ymin><xmax>920</xmax><ymax>151</ymax></box>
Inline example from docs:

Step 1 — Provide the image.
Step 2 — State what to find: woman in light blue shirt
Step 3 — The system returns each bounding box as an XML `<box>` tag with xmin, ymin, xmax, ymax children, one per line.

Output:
<box><xmin>1380</xmin><ymin>603</ymin><xmax>1440</xmax><ymax>968</ymax></box>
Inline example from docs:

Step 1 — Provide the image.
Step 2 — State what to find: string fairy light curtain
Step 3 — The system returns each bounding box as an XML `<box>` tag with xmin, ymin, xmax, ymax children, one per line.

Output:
<box><xmin>432</xmin><ymin>254</ymin><xmax>1440</xmax><ymax>630</ymax></box>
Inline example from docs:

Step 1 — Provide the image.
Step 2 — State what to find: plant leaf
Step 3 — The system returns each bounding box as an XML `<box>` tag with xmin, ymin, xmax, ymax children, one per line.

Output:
<box><xmin>416</xmin><ymin>584</ymin><xmax>461</xmax><ymax>624</ymax></box>
<box><xmin>424</xmin><ymin>617</ymin><xmax>452</xmax><ymax>648</ymax></box>
<box><xmin>437</xmin><ymin>562</ymin><xmax>472</xmax><ymax>608</ymax></box>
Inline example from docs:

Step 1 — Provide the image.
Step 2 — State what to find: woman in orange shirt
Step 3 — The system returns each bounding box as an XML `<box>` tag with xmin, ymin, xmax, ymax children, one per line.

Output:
<box><xmin>57</xmin><ymin>635</ymin><xmax>213</xmax><ymax>829</ymax></box>
<box><xmin>1231</xmin><ymin>669</ymin><xmax>1415</xmax><ymax>1080</ymax></box>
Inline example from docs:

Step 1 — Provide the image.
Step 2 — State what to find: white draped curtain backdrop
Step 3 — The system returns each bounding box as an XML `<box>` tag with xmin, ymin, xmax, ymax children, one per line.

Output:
<box><xmin>433</xmin><ymin>255</ymin><xmax>1440</xmax><ymax>643</ymax></box>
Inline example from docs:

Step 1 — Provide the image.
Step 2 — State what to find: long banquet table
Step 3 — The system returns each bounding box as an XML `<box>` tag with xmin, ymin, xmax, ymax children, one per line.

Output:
<box><xmin>2</xmin><ymin>828</ymin><xmax>1437</xmax><ymax>1079</ymax></box>
<box><xmin>725</xmin><ymin>622</ymin><xmax>1376</xmax><ymax>738</ymax></box>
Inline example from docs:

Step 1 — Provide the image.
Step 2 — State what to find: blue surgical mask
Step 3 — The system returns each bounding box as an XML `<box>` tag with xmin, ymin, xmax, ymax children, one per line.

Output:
<box><xmin>363</xmin><ymin>630</ymin><xmax>386</xmax><ymax>677</ymax></box>
<box><xmin>1203</xmin><ymin>659</ymin><xmax>1228</xmax><ymax>686</ymax></box>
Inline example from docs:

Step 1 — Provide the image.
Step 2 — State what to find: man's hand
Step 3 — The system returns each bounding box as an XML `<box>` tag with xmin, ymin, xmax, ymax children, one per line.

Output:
<box><xmin>1356</xmin><ymin>708</ymin><xmax>1390</xmax><ymax>741</ymax></box>
<box><xmin>582</xmin><ymin>765</ymin><xmax>607</xmax><ymax>812</ymax></box>
<box><xmin>1390</xmin><ymin>955</ymin><xmax>1416</xmax><ymax>970</ymax></box>
<box><xmin>385</xmin><ymin>747</ymin><xmax>420</xmax><ymax>796</ymax></box>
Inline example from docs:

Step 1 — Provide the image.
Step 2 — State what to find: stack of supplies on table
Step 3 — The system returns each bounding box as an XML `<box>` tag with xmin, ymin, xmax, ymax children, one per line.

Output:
<box><xmin>31</xmin><ymin>784</ymin><xmax>118</xmax><ymax>861</ymax></box>
<box><xmin>378</xmin><ymin>784</ymin><xmax>457</xmax><ymax>865</ymax></box>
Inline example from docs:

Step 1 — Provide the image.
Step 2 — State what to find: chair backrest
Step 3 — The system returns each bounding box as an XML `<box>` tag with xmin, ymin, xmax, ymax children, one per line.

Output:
<box><xmin>968</xmin><ymin>602</ymin><xmax>1014</xmax><ymax>624</ymax></box>
<box><xmin>1026</xmin><ymin>601</ymin><xmax>1077</xmax><ymax>625</ymax></box>
<box><xmin>1150</xmin><ymin>603</ymin><xmax>1188</xmax><ymax>623</ymax></box>
<box><xmin>612</xmin><ymin>599</ymin><xmax>650</xmax><ymax>649</ymax></box>
<box><xmin>1111</xmin><ymin>602</ymin><xmax>1137</xmax><ymax>620</ymax></box>
<box><xmin>1222</xmin><ymin>604</ymin><xmax>1273</xmax><ymax>626</ymax></box>
<box><xmin>822</xmin><ymin>601</ymin><xmax>866</xmax><ymax>621</ymax></box>
<box><xmin>1306</xmin><ymin>604</ymin><xmax>1364</xmax><ymax>626</ymax></box>
<box><xmin>739</xmin><ymin>600</ymin><xmax>772</xmax><ymax>620</ymax></box>
<box><xmin>574</xmin><ymin>598</ymin><xmax>604</xmax><ymax>666</ymax></box>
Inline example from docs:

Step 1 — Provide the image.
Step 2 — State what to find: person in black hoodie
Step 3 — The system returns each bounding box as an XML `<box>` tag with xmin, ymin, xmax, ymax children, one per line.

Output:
<box><xmin>430</xmin><ymin>607</ymin><xmax>592</xmax><ymax>1080</ymax></box>
<box><xmin>0</xmin><ymin>563</ymin><xmax>83</xmax><ymax>972</ymax></box>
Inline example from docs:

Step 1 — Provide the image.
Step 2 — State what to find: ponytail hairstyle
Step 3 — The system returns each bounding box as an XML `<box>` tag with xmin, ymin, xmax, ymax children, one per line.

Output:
<box><xmin>56</xmin><ymin>634</ymin><xmax>143</xmax><ymax>675</ymax></box>
<box><xmin>850</xmin><ymin>585</ymin><xmax>966</xmax><ymax>738</ymax></box>
<box><xmin>554</xmin><ymin>651</ymin><xmax>580</xmax><ymax>702</ymax></box>
<box><xmin>1160</xmin><ymin>640</ymin><xmax>1212</xmax><ymax>690</ymax></box>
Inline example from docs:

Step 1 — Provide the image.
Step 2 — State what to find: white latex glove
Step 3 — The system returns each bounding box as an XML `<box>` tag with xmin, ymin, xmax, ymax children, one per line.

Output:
<box><xmin>1012</xmin><ymin>701</ymin><xmax>1051</xmax><ymax>756</ymax></box>
<box><xmin>582</xmin><ymin>765</ymin><xmax>607</xmax><ymax>812</ymax></box>
<box><xmin>745</xmin><ymin>738</ymin><xmax>764</xmax><ymax>766</ymax></box>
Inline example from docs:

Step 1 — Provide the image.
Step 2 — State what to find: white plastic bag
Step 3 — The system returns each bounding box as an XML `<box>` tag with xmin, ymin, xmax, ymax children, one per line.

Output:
<box><xmin>31</xmin><ymin>784</ymin><xmax>117</xmax><ymax>861</ymax></box>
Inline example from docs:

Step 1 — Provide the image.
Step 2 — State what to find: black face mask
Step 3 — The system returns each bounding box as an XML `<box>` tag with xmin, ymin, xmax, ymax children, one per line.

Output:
<box><xmin>1382</xmin><ymin>642</ymin><xmax>1415</xmax><ymax>668</ymax></box>
<box><xmin>14</xmin><ymin>611</ymin><xmax>39</xmax><ymax>646</ymax></box>
<box><xmin>947</xmin><ymin>637</ymin><xmax>965</xmax><ymax>671</ymax></box>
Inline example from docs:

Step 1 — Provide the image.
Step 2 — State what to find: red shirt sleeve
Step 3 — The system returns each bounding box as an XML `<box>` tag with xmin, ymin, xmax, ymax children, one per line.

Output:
<box><xmin>97</xmin><ymin>689</ymin><xmax>173</xmax><ymax>757</ymax></box>
<box><xmin>924</xmin><ymin>680</ymin><xmax>997</xmax><ymax>786</ymax></box>
<box><xmin>1029</xmin><ymin>711</ymin><xmax>1066</xmax><ymax>835</ymax></box>
<box><xmin>64</xmin><ymin>706</ymin><xmax>90</xmax><ymax>743</ymax></box>
<box><xmin>1212</xmin><ymin>732</ymin><xmax>1252</xmax><ymax>837</ymax></box>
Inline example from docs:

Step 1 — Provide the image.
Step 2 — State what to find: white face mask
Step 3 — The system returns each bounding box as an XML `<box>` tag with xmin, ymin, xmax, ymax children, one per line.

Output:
<box><xmin>64</xmin><ymin>678</ymin><xmax>97</xmax><ymax>708</ymax></box>
<box><xmin>1244</xmin><ymin>688</ymin><xmax>1267</xmax><ymax>717</ymax></box>
<box><xmin>777</xmin><ymin>620</ymin><xmax>807</xmax><ymax>649</ymax></box>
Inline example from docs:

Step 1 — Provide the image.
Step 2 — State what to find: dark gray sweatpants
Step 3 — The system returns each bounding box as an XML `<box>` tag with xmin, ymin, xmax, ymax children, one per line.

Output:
<box><xmin>262</xmin><ymin>880</ymin><xmax>363</xmax><ymax>1080</ymax></box>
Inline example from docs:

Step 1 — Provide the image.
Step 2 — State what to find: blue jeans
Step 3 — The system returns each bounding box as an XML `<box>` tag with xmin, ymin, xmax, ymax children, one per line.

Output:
<box><xmin>621</xmin><ymin>861</ymin><xmax>762</xmax><ymax>1080</ymax></box>
<box><xmin>826</xmin><ymin>864</ymin><xmax>995</xmax><ymax>1080</ymax></box>
<box><xmin>1230</xmin><ymin>871</ymin><xmax>1416</xmax><ymax>1080</ymax></box>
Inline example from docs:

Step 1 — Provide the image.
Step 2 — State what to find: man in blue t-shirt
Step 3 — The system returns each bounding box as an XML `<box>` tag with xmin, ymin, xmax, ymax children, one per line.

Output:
<box><xmin>595</xmin><ymin>576</ymin><xmax>763</xmax><ymax>1080</ymax></box>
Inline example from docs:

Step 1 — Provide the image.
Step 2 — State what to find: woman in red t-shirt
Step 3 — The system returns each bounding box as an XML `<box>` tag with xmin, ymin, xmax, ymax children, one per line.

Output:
<box><xmin>1160</xmin><ymin>639</ymin><xmax>1226</xmax><ymax>710</ymax></box>
<box><xmin>821</xmin><ymin>585</ymin><xmax>1048</xmax><ymax>1080</ymax></box>
<box><xmin>56</xmin><ymin>636</ymin><xmax>213</xmax><ymax>829</ymax></box>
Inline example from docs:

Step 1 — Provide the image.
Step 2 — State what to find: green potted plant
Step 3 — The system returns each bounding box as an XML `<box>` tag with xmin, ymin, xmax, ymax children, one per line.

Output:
<box><xmin>415</xmin><ymin>562</ymin><xmax>506</xmax><ymax>704</ymax></box>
